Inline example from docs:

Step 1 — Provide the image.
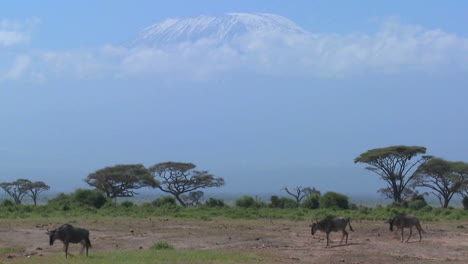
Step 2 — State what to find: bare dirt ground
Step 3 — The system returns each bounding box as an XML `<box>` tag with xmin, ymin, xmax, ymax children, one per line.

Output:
<box><xmin>0</xmin><ymin>217</ymin><xmax>467</xmax><ymax>263</ymax></box>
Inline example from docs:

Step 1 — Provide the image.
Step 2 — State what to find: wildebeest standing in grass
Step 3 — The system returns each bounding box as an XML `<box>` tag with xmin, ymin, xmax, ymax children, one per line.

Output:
<box><xmin>47</xmin><ymin>224</ymin><xmax>92</xmax><ymax>258</ymax></box>
<box><xmin>311</xmin><ymin>217</ymin><xmax>354</xmax><ymax>247</ymax></box>
<box><xmin>387</xmin><ymin>214</ymin><xmax>424</xmax><ymax>242</ymax></box>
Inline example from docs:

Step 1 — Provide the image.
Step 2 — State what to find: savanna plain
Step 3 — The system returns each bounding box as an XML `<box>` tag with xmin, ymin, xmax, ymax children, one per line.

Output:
<box><xmin>0</xmin><ymin>207</ymin><xmax>466</xmax><ymax>264</ymax></box>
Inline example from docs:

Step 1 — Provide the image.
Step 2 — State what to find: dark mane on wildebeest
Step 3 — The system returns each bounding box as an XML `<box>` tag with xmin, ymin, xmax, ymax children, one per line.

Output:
<box><xmin>387</xmin><ymin>214</ymin><xmax>424</xmax><ymax>242</ymax></box>
<box><xmin>47</xmin><ymin>224</ymin><xmax>92</xmax><ymax>258</ymax></box>
<box><xmin>311</xmin><ymin>216</ymin><xmax>354</xmax><ymax>247</ymax></box>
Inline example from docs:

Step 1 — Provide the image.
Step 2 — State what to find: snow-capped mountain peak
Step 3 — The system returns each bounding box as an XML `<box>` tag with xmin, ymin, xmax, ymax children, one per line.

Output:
<box><xmin>127</xmin><ymin>13</ymin><xmax>308</xmax><ymax>47</ymax></box>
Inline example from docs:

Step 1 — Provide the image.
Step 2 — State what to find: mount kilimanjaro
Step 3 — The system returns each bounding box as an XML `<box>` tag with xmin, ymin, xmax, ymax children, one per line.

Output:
<box><xmin>126</xmin><ymin>13</ymin><xmax>309</xmax><ymax>48</ymax></box>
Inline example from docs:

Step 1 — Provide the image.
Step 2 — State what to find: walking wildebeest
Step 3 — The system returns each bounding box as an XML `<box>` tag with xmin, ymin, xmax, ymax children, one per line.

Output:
<box><xmin>311</xmin><ymin>217</ymin><xmax>354</xmax><ymax>247</ymax></box>
<box><xmin>47</xmin><ymin>224</ymin><xmax>92</xmax><ymax>258</ymax></box>
<box><xmin>387</xmin><ymin>214</ymin><xmax>424</xmax><ymax>242</ymax></box>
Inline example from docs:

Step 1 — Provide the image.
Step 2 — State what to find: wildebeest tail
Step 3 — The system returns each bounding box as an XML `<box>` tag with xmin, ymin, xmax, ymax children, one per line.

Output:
<box><xmin>347</xmin><ymin>218</ymin><xmax>354</xmax><ymax>232</ymax></box>
<box><xmin>85</xmin><ymin>237</ymin><xmax>92</xmax><ymax>248</ymax></box>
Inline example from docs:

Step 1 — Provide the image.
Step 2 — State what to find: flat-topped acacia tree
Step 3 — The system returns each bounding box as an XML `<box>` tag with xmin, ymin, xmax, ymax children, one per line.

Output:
<box><xmin>148</xmin><ymin>162</ymin><xmax>225</xmax><ymax>207</ymax></box>
<box><xmin>24</xmin><ymin>181</ymin><xmax>50</xmax><ymax>205</ymax></box>
<box><xmin>415</xmin><ymin>158</ymin><xmax>468</xmax><ymax>208</ymax></box>
<box><xmin>85</xmin><ymin>164</ymin><xmax>159</xmax><ymax>204</ymax></box>
<box><xmin>354</xmin><ymin>145</ymin><xmax>432</xmax><ymax>203</ymax></box>
<box><xmin>0</xmin><ymin>179</ymin><xmax>31</xmax><ymax>204</ymax></box>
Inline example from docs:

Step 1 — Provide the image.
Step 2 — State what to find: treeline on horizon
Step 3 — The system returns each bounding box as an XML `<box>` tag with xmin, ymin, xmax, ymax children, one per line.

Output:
<box><xmin>1</xmin><ymin>145</ymin><xmax>468</xmax><ymax>215</ymax></box>
<box><xmin>0</xmin><ymin>187</ymin><xmax>466</xmax><ymax>222</ymax></box>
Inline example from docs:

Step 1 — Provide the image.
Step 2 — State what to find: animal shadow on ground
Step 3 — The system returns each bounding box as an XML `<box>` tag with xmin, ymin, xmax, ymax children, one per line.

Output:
<box><xmin>329</xmin><ymin>242</ymin><xmax>359</xmax><ymax>248</ymax></box>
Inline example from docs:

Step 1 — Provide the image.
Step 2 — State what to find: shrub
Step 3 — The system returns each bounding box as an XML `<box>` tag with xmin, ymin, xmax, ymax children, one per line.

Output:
<box><xmin>205</xmin><ymin>198</ymin><xmax>225</xmax><ymax>207</ymax></box>
<box><xmin>47</xmin><ymin>189</ymin><xmax>109</xmax><ymax>209</ymax></box>
<box><xmin>408</xmin><ymin>200</ymin><xmax>427</xmax><ymax>210</ymax></box>
<box><xmin>2</xmin><ymin>199</ymin><xmax>14</xmax><ymax>207</ymax></box>
<box><xmin>235</xmin><ymin>196</ymin><xmax>263</xmax><ymax>208</ymax></box>
<box><xmin>301</xmin><ymin>194</ymin><xmax>320</xmax><ymax>209</ymax></box>
<box><xmin>150</xmin><ymin>242</ymin><xmax>174</xmax><ymax>250</ymax></box>
<box><xmin>121</xmin><ymin>200</ymin><xmax>135</xmax><ymax>208</ymax></box>
<box><xmin>152</xmin><ymin>196</ymin><xmax>177</xmax><ymax>207</ymax></box>
<box><xmin>320</xmin><ymin>192</ymin><xmax>349</xmax><ymax>209</ymax></box>
<box><xmin>420</xmin><ymin>205</ymin><xmax>432</xmax><ymax>212</ymax></box>
<box><xmin>73</xmin><ymin>189</ymin><xmax>109</xmax><ymax>209</ymax></box>
<box><xmin>280</xmin><ymin>197</ymin><xmax>299</xmax><ymax>208</ymax></box>
<box><xmin>270</xmin><ymin>195</ymin><xmax>281</xmax><ymax>208</ymax></box>
<box><xmin>270</xmin><ymin>196</ymin><xmax>298</xmax><ymax>209</ymax></box>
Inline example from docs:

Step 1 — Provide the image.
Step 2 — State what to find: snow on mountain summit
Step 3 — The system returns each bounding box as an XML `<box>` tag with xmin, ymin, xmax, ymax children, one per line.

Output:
<box><xmin>127</xmin><ymin>13</ymin><xmax>308</xmax><ymax>47</ymax></box>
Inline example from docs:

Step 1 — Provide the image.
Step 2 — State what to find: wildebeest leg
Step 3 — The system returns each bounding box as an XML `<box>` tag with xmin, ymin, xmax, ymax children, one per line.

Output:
<box><xmin>344</xmin><ymin>230</ymin><xmax>349</xmax><ymax>244</ymax></box>
<box><xmin>400</xmin><ymin>228</ymin><xmax>404</xmax><ymax>242</ymax></box>
<box><xmin>64</xmin><ymin>243</ymin><xmax>69</xmax><ymax>258</ymax></box>
<box><xmin>406</xmin><ymin>227</ymin><xmax>413</xmax><ymax>242</ymax></box>
<box><xmin>80</xmin><ymin>241</ymin><xmax>85</xmax><ymax>254</ymax></box>
<box><xmin>326</xmin><ymin>232</ymin><xmax>330</xmax><ymax>247</ymax></box>
<box><xmin>416</xmin><ymin>225</ymin><xmax>422</xmax><ymax>241</ymax></box>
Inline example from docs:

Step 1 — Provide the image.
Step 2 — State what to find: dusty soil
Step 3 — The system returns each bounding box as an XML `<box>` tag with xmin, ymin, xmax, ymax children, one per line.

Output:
<box><xmin>0</xmin><ymin>217</ymin><xmax>467</xmax><ymax>263</ymax></box>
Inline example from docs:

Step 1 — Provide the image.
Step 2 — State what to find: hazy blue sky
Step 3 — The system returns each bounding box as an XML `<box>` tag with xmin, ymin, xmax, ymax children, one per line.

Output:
<box><xmin>0</xmin><ymin>1</ymin><xmax>467</xmax><ymax>198</ymax></box>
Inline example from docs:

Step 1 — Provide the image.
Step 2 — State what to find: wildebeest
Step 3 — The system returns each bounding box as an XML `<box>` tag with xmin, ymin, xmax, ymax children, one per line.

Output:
<box><xmin>47</xmin><ymin>224</ymin><xmax>92</xmax><ymax>258</ymax></box>
<box><xmin>387</xmin><ymin>214</ymin><xmax>424</xmax><ymax>242</ymax></box>
<box><xmin>311</xmin><ymin>217</ymin><xmax>354</xmax><ymax>247</ymax></box>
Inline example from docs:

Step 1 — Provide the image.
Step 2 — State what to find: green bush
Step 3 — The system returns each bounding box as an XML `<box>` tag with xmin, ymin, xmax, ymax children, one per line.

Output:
<box><xmin>420</xmin><ymin>205</ymin><xmax>433</xmax><ymax>212</ymax></box>
<box><xmin>270</xmin><ymin>195</ymin><xmax>281</xmax><ymax>208</ymax></box>
<box><xmin>270</xmin><ymin>196</ymin><xmax>298</xmax><ymax>209</ymax></box>
<box><xmin>235</xmin><ymin>196</ymin><xmax>263</xmax><ymax>208</ymax></box>
<box><xmin>205</xmin><ymin>198</ymin><xmax>225</xmax><ymax>207</ymax></box>
<box><xmin>2</xmin><ymin>199</ymin><xmax>14</xmax><ymax>207</ymax></box>
<box><xmin>280</xmin><ymin>198</ymin><xmax>299</xmax><ymax>208</ymax></box>
<box><xmin>319</xmin><ymin>192</ymin><xmax>349</xmax><ymax>209</ymax></box>
<box><xmin>150</xmin><ymin>242</ymin><xmax>174</xmax><ymax>250</ymax></box>
<box><xmin>121</xmin><ymin>200</ymin><xmax>135</xmax><ymax>208</ymax></box>
<box><xmin>47</xmin><ymin>193</ymin><xmax>70</xmax><ymax>206</ymax></box>
<box><xmin>47</xmin><ymin>189</ymin><xmax>109</xmax><ymax>209</ymax></box>
<box><xmin>408</xmin><ymin>200</ymin><xmax>427</xmax><ymax>210</ymax></box>
<box><xmin>73</xmin><ymin>189</ymin><xmax>109</xmax><ymax>208</ymax></box>
<box><xmin>152</xmin><ymin>196</ymin><xmax>177</xmax><ymax>207</ymax></box>
<box><xmin>301</xmin><ymin>194</ymin><xmax>320</xmax><ymax>209</ymax></box>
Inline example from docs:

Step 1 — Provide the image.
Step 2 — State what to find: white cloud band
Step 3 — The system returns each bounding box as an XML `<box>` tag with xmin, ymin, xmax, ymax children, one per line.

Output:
<box><xmin>1</xmin><ymin>19</ymin><xmax>467</xmax><ymax>82</ymax></box>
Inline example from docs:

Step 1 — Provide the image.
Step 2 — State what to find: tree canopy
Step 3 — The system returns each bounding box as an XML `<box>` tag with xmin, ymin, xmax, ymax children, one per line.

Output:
<box><xmin>415</xmin><ymin>158</ymin><xmax>468</xmax><ymax>208</ymax></box>
<box><xmin>354</xmin><ymin>145</ymin><xmax>431</xmax><ymax>202</ymax></box>
<box><xmin>148</xmin><ymin>161</ymin><xmax>225</xmax><ymax>207</ymax></box>
<box><xmin>0</xmin><ymin>179</ymin><xmax>31</xmax><ymax>204</ymax></box>
<box><xmin>282</xmin><ymin>186</ymin><xmax>320</xmax><ymax>204</ymax></box>
<box><xmin>85</xmin><ymin>164</ymin><xmax>158</xmax><ymax>203</ymax></box>
<box><xmin>23</xmin><ymin>181</ymin><xmax>50</xmax><ymax>205</ymax></box>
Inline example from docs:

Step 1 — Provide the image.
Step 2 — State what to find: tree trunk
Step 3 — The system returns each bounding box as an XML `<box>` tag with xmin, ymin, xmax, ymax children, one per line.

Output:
<box><xmin>174</xmin><ymin>194</ymin><xmax>187</xmax><ymax>207</ymax></box>
<box><xmin>443</xmin><ymin>196</ymin><xmax>450</xmax><ymax>208</ymax></box>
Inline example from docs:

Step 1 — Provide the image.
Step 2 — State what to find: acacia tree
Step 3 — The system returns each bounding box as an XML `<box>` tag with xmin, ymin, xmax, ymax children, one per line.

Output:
<box><xmin>85</xmin><ymin>164</ymin><xmax>158</xmax><ymax>204</ymax></box>
<box><xmin>0</xmin><ymin>179</ymin><xmax>31</xmax><ymax>204</ymax></box>
<box><xmin>148</xmin><ymin>162</ymin><xmax>225</xmax><ymax>207</ymax></box>
<box><xmin>282</xmin><ymin>186</ymin><xmax>320</xmax><ymax>204</ymax></box>
<box><xmin>354</xmin><ymin>145</ymin><xmax>431</xmax><ymax>202</ymax></box>
<box><xmin>415</xmin><ymin>158</ymin><xmax>468</xmax><ymax>208</ymax></box>
<box><xmin>24</xmin><ymin>181</ymin><xmax>50</xmax><ymax>205</ymax></box>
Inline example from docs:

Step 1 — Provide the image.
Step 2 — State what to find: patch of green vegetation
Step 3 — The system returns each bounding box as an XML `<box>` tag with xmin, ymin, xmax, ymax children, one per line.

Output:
<box><xmin>150</xmin><ymin>242</ymin><xmax>174</xmax><ymax>250</ymax></box>
<box><xmin>0</xmin><ymin>201</ymin><xmax>466</xmax><ymax>221</ymax></box>
<box><xmin>7</xmin><ymin>249</ymin><xmax>260</xmax><ymax>264</ymax></box>
<box><xmin>0</xmin><ymin>247</ymin><xmax>20</xmax><ymax>256</ymax></box>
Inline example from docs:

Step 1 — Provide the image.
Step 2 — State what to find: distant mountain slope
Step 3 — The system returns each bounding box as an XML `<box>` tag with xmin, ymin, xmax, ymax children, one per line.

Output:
<box><xmin>126</xmin><ymin>13</ymin><xmax>308</xmax><ymax>47</ymax></box>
